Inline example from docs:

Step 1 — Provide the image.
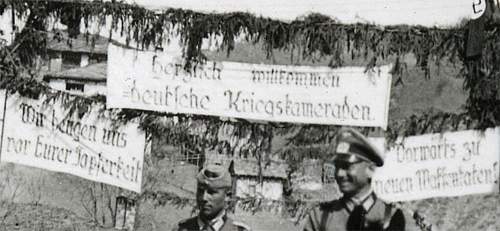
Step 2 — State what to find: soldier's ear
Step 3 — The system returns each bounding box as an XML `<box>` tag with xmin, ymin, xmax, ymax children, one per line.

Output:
<box><xmin>224</xmin><ymin>189</ymin><xmax>233</xmax><ymax>209</ymax></box>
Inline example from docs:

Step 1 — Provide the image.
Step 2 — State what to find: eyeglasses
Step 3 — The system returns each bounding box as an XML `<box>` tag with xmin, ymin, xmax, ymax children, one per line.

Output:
<box><xmin>332</xmin><ymin>160</ymin><xmax>363</xmax><ymax>170</ymax></box>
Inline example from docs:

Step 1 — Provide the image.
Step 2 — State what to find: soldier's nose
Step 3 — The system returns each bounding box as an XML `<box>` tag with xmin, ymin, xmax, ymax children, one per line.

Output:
<box><xmin>202</xmin><ymin>191</ymin><xmax>210</xmax><ymax>201</ymax></box>
<box><xmin>336</xmin><ymin>168</ymin><xmax>347</xmax><ymax>178</ymax></box>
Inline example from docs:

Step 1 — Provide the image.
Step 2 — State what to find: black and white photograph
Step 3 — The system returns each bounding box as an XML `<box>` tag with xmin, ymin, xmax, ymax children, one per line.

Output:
<box><xmin>0</xmin><ymin>0</ymin><xmax>498</xmax><ymax>230</ymax></box>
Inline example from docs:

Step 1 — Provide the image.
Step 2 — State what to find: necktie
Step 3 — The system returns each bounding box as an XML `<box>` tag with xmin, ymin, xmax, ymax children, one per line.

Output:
<box><xmin>347</xmin><ymin>205</ymin><xmax>367</xmax><ymax>231</ymax></box>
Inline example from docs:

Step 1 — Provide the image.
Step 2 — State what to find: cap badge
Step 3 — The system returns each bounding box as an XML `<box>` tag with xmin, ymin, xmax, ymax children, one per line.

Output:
<box><xmin>336</xmin><ymin>142</ymin><xmax>350</xmax><ymax>153</ymax></box>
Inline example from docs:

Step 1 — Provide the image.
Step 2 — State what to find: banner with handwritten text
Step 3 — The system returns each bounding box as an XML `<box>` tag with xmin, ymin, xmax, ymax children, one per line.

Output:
<box><xmin>373</xmin><ymin>128</ymin><xmax>500</xmax><ymax>202</ymax></box>
<box><xmin>107</xmin><ymin>44</ymin><xmax>392</xmax><ymax>128</ymax></box>
<box><xmin>0</xmin><ymin>91</ymin><xmax>145</xmax><ymax>193</ymax></box>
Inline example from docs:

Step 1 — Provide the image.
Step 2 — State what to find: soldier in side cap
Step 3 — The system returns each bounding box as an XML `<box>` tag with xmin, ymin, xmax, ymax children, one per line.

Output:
<box><xmin>303</xmin><ymin>128</ymin><xmax>406</xmax><ymax>231</ymax></box>
<box><xmin>172</xmin><ymin>164</ymin><xmax>251</xmax><ymax>231</ymax></box>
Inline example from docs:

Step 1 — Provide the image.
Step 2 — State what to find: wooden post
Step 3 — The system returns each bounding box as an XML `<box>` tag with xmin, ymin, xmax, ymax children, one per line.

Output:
<box><xmin>115</xmin><ymin>196</ymin><xmax>137</xmax><ymax>230</ymax></box>
<box><xmin>0</xmin><ymin>91</ymin><xmax>8</xmax><ymax>161</ymax></box>
<box><xmin>10</xmin><ymin>2</ymin><xmax>15</xmax><ymax>45</ymax></box>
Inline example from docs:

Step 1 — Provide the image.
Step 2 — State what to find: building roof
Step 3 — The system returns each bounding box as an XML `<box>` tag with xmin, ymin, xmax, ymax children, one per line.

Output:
<box><xmin>47</xmin><ymin>31</ymin><xmax>108</xmax><ymax>55</ymax></box>
<box><xmin>230</xmin><ymin>159</ymin><xmax>288</xmax><ymax>179</ymax></box>
<box><xmin>44</xmin><ymin>62</ymin><xmax>107</xmax><ymax>82</ymax></box>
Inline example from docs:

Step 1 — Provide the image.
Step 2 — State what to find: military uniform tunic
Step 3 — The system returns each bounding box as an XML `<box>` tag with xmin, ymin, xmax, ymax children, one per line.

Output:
<box><xmin>303</xmin><ymin>194</ymin><xmax>405</xmax><ymax>231</ymax></box>
<box><xmin>173</xmin><ymin>215</ymin><xmax>251</xmax><ymax>231</ymax></box>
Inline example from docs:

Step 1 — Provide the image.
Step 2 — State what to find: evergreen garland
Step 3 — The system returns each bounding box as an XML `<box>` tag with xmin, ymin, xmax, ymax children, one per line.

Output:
<box><xmin>462</xmin><ymin>26</ymin><xmax>500</xmax><ymax>129</ymax></box>
<box><xmin>1</xmin><ymin>0</ymin><xmax>497</xmax><ymax>177</ymax></box>
<box><xmin>3</xmin><ymin>1</ymin><xmax>467</xmax><ymax>75</ymax></box>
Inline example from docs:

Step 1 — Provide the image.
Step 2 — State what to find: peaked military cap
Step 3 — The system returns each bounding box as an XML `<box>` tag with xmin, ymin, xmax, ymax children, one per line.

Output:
<box><xmin>331</xmin><ymin>128</ymin><xmax>384</xmax><ymax>167</ymax></box>
<box><xmin>196</xmin><ymin>164</ymin><xmax>232</xmax><ymax>188</ymax></box>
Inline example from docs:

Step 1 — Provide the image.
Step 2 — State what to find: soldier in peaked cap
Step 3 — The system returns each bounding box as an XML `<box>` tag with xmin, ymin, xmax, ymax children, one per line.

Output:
<box><xmin>173</xmin><ymin>164</ymin><xmax>251</xmax><ymax>231</ymax></box>
<box><xmin>303</xmin><ymin>128</ymin><xmax>406</xmax><ymax>231</ymax></box>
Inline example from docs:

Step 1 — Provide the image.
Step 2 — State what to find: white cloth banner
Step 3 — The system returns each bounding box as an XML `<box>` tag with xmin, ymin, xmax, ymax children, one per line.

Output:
<box><xmin>373</xmin><ymin>128</ymin><xmax>500</xmax><ymax>202</ymax></box>
<box><xmin>0</xmin><ymin>91</ymin><xmax>145</xmax><ymax>193</ymax></box>
<box><xmin>127</xmin><ymin>0</ymin><xmax>478</xmax><ymax>27</ymax></box>
<box><xmin>107</xmin><ymin>44</ymin><xmax>392</xmax><ymax>128</ymax></box>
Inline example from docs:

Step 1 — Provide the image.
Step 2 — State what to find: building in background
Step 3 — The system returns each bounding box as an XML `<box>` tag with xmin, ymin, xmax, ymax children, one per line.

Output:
<box><xmin>229</xmin><ymin>159</ymin><xmax>287</xmax><ymax>201</ymax></box>
<box><xmin>43</xmin><ymin>62</ymin><xmax>107</xmax><ymax>96</ymax></box>
<box><xmin>46</xmin><ymin>31</ymin><xmax>108</xmax><ymax>72</ymax></box>
<box><xmin>41</xmin><ymin>31</ymin><xmax>109</xmax><ymax>96</ymax></box>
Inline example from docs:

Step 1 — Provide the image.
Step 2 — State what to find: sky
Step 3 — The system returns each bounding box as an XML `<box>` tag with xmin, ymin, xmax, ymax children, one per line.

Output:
<box><xmin>0</xmin><ymin>0</ymin><xmax>486</xmax><ymax>47</ymax></box>
<box><xmin>128</xmin><ymin>0</ymin><xmax>478</xmax><ymax>27</ymax></box>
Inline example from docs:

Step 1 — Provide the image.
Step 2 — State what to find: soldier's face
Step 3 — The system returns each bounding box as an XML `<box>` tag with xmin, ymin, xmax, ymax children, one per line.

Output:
<box><xmin>196</xmin><ymin>183</ymin><xmax>228</xmax><ymax>220</ymax></box>
<box><xmin>334</xmin><ymin>159</ymin><xmax>372</xmax><ymax>196</ymax></box>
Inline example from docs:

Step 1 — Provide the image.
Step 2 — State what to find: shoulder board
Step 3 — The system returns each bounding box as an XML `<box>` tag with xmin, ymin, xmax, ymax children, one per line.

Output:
<box><xmin>233</xmin><ymin>220</ymin><xmax>251</xmax><ymax>231</ymax></box>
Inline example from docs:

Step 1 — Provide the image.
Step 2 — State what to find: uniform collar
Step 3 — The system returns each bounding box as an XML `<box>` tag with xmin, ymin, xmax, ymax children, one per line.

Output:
<box><xmin>197</xmin><ymin>210</ymin><xmax>226</xmax><ymax>231</ymax></box>
<box><xmin>344</xmin><ymin>189</ymin><xmax>376</xmax><ymax>213</ymax></box>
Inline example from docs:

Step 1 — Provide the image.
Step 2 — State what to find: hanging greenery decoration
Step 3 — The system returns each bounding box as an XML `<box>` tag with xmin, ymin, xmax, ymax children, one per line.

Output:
<box><xmin>0</xmin><ymin>0</ymin><xmax>496</xmax><ymax>164</ymax></box>
<box><xmin>0</xmin><ymin>0</ymin><xmax>496</xmax><ymax>180</ymax></box>
<box><xmin>2</xmin><ymin>0</ymin><xmax>468</xmax><ymax>76</ymax></box>
<box><xmin>462</xmin><ymin>26</ymin><xmax>500</xmax><ymax>129</ymax></box>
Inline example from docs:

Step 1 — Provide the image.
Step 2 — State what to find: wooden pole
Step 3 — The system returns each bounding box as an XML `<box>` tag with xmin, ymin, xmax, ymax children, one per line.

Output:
<box><xmin>0</xmin><ymin>91</ymin><xmax>8</xmax><ymax>161</ymax></box>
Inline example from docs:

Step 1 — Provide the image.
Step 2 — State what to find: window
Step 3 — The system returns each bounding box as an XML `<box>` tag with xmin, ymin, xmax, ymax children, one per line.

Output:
<box><xmin>62</xmin><ymin>53</ymin><xmax>81</xmax><ymax>65</ymax></box>
<box><xmin>89</xmin><ymin>54</ymin><xmax>107</xmax><ymax>64</ymax></box>
<box><xmin>66</xmin><ymin>82</ymin><xmax>84</xmax><ymax>92</ymax></box>
<box><xmin>61</xmin><ymin>52</ymin><xmax>81</xmax><ymax>70</ymax></box>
